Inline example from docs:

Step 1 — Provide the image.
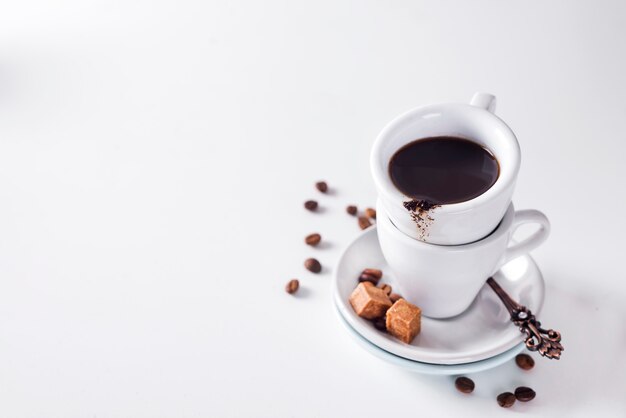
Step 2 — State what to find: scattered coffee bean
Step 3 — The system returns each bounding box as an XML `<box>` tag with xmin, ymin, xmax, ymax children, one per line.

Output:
<box><xmin>514</xmin><ymin>386</ymin><xmax>536</xmax><ymax>402</ymax></box>
<box><xmin>304</xmin><ymin>200</ymin><xmax>318</xmax><ymax>211</ymax></box>
<box><xmin>363</xmin><ymin>268</ymin><xmax>383</xmax><ymax>279</ymax></box>
<box><xmin>285</xmin><ymin>279</ymin><xmax>299</xmax><ymax>294</ymax></box>
<box><xmin>365</xmin><ymin>208</ymin><xmax>377</xmax><ymax>219</ymax></box>
<box><xmin>358</xmin><ymin>216</ymin><xmax>372</xmax><ymax>230</ymax></box>
<box><xmin>515</xmin><ymin>353</ymin><xmax>535</xmax><ymax>370</ymax></box>
<box><xmin>304</xmin><ymin>258</ymin><xmax>322</xmax><ymax>273</ymax></box>
<box><xmin>454</xmin><ymin>377</ymin><xmax>475</xmax><ymax>394</ymax></box>
<box><xmin>497</xmin><ymin>392</ymin><xmax>516</xmax><ymax>408</ymax></box>
<box><xmin>358</xmin><ymin>273</ymin><xmax>380</xmax><ymax>285</ymax></box>
<box><xmin>380</xmin><ymin>284</ymin><xmax>392</xmax><ymax>296</ymax></box>
<box><xmin>305</xmin><ymin>233</ymin><xmax>322</xmax><ymax>246</ymax></box>
<box><xmin>372</xmin><ymin>317</ymin><xmax>387</xmax><ymax>332</ymax></box>
<box><xmin>315</xmin><ymin>181</ymin><xmax>328</xmax><ymax>193</ymax></box>
<box><xmin>389</xmin><ymin>293</ymin><xmax>403</xmax><ymax>303</ymax></box>
<box><xmin>346</xmin><ymin>205</ymin><xmax>357</xmax><ymax>216</ymax></box>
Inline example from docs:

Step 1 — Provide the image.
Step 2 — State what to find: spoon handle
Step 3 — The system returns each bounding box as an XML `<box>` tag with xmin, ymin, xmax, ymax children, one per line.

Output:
<box><xmin>486</xmin><ymin>277</ymin><xmax>564</xmax><ymax>360</ymax></box>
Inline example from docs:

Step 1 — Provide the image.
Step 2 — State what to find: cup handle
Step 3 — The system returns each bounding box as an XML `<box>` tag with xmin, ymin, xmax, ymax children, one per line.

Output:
<box><xmin>499</xmin><ymin>209</ymin><xmax>551</xmax><ymax>267</ymax></box>
<box><xmin>470</xmin><ymin>92</ymin><xmax>497</xmax><ymax>113</ymax></box>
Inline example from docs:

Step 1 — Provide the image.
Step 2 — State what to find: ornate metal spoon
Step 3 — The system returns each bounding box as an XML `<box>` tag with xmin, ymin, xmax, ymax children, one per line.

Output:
<box><xmin>487</xmin><ymin>277</ymin><xmax>563</xmax><ymax>360</ymax></box>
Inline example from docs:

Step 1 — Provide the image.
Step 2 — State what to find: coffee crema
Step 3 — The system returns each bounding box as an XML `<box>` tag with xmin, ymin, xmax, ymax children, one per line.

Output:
<box><xmin>388</xmin><ymin>136</ymin><xmax>499</xmax><ymax>205</ymax></box>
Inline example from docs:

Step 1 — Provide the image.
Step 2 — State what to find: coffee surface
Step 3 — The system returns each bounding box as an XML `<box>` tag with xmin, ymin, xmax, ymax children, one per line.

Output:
<box><xmin>389</xmin><ymin>136</ymin><xmax>499</xmax><ymax>205</ymax></box>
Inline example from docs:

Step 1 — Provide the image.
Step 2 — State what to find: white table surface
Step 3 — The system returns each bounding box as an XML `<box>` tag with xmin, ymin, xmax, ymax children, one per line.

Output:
<box><xmin>1</xmin><ymin>1</ymin><xmax>625</xmax><ymax>417</ymax></box>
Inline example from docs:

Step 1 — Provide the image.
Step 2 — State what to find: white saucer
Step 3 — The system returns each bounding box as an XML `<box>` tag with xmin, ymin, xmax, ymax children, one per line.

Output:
<box><xmin>334</xmin><ymin>302</ymin><xmax>525</xmax><ymax>375</ymax></box>
<box><xmin>333</xmin><ymin>226</ymin><xmax>545</xmax><ymax>365</ymax></box>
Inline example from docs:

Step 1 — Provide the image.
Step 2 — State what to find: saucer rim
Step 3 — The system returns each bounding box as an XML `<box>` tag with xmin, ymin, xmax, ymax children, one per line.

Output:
<box><xmin>332</xmin><ymin>225</ymin><xmax>544</xmax><ymax>365</ymax></box>
<box><xmin>334</xmin><ymin>301</ymin><xmax>526</xmax><ymax>375</ymax></box>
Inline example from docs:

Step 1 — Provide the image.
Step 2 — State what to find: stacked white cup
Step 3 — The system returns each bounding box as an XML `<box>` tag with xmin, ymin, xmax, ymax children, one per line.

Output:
<box><xmin>370</xmin><ymin>93</ymin><xmax>550</xmax><ymax>319</ymax></box>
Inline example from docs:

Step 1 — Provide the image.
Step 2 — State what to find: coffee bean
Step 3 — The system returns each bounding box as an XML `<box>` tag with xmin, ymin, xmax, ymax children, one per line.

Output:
<box><xmin>515</xmin><ymin>353</ymin><xmax>535</xmax><ymax>370</ymax></box>
<box><xmin>285</xmin><ymin>279</ymin><xmax>299</xmax><ymax>294</ymax></box>
<box><xmin>315</xmin><ymin>181</ymin><xmax>328</xmax><ymax>193</ymax></box>
<box><xmin>454</xmin><ymin>377</ymin><xmax>475</xmax><ymax>394</ymax></box>
<box><xmin>358</xmin><ymin>273</ymin><xmax>380</xmax><ymax>285</ymax></box>
<box><xmin>372</xmin><ymin>317</ymin><xmax>387</xmax><ymax>332</ymax></box>
<box><xmin>346</xmin><ymin>205</ymin><xmax>357</xmax><ymax>216</ymax></box>
<box><xmin>389</xmin><ymin>293</ymin><xmax>403</xmax><ymax>303</ymax></box>
<box><xmin>362</xmin><ymin>268</ymin><xmax>383</xmax><ymax>279</ymax></box>
<box><xmin>304</xmin><ymin>258</ymin><xmax>322</xmax><ymax>273</ymax></box>
<box><xmin>365</xmin><ymin>208</ymin><xmax>377</xmax><ymax>219</ymax></box>
<box><xmin>358</xmin><ymin>216</ymin><xmax>372</xmax><ymax>230</ymax></box>
<box><xmin>305</xmin><ymin>233</ymin><xmax>321</xmax><ymax>246</ymax></box>
<box><xmin>380</xmin><ymin>284</ymin><xmax>392</xmax><ymax>296</ymax></box>
<box><xmin>304</xmin><ymin>200</ymin><xmax>318</xmax><ymax>211</ymax></box>
<box><xmin>497</xmin><ymin>392</ymin><xmax>516</xmax><ymax>408</ymax></box>
<box><xmin>514</xmin><ymin>386</ymin><xmax>536</xmax><ymax>402</ymax></box>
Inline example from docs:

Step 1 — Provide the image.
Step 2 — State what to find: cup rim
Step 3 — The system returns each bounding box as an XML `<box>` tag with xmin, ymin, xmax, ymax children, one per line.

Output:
<box><xmin>370</xmin><ymin>102</ymin><xmax>521</xmax><ymax>213</ymax></box>
<box><xmin>377</xmin><ymin>199</ymin><xmax>515</xmax><ymax>251</ymax></box>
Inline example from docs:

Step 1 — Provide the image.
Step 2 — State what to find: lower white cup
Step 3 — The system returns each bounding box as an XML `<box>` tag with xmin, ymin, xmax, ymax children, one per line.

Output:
<box><xmin>376</xmin><ymin>199</ymin><xmax>550</xmax><ymax>318</ymax></box>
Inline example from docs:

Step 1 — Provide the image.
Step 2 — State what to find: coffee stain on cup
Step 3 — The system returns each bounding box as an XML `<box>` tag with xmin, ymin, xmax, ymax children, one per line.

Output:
<box><xmin>403</xmin><ymin>199</ymin><xmax>439</xmax><ymax>241</ymax></box>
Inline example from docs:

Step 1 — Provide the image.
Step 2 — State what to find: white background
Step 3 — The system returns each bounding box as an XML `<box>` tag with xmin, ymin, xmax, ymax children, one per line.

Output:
<box><xmin>1</xmin><ymin>1</ymin><xmax>625</xmax><ymax>417</ymax></box>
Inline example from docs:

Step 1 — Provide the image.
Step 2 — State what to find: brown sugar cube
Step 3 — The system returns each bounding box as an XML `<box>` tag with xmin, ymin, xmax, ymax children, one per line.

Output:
<box><xmin>385</xmin><ymin>299</ymin><xmax>421</xmax><ymax>344</ymax></box>
<box><xmin>349</xmin><ymin>282</ymin><xmax>392</xmax><ymax>320</ymax></box>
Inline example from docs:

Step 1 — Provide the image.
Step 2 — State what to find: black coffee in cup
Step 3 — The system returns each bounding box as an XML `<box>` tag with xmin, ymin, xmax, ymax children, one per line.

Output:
<box><xmin>388</xmin><ymin>136</ymin><xmax>499</xmax><ymax>205</ymax></box>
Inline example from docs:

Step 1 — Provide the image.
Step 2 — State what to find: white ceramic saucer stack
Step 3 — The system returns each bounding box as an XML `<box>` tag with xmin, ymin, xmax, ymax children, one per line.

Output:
<box><xmin>332</xmin><ymin>226</ymin><xmax>545</xmax><ymax>375</ymax></box>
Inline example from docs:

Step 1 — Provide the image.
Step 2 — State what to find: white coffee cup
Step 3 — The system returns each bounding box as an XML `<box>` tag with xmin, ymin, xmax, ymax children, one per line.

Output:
<box><xmin>370</xmin><ymin>93</ymin><xmax>521</xmax><ymax>245</ymax></box>
<box><xmin>376</xmin><ymin>200</ymin><xmax>550</xmax><ymax>318</ymax></box>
